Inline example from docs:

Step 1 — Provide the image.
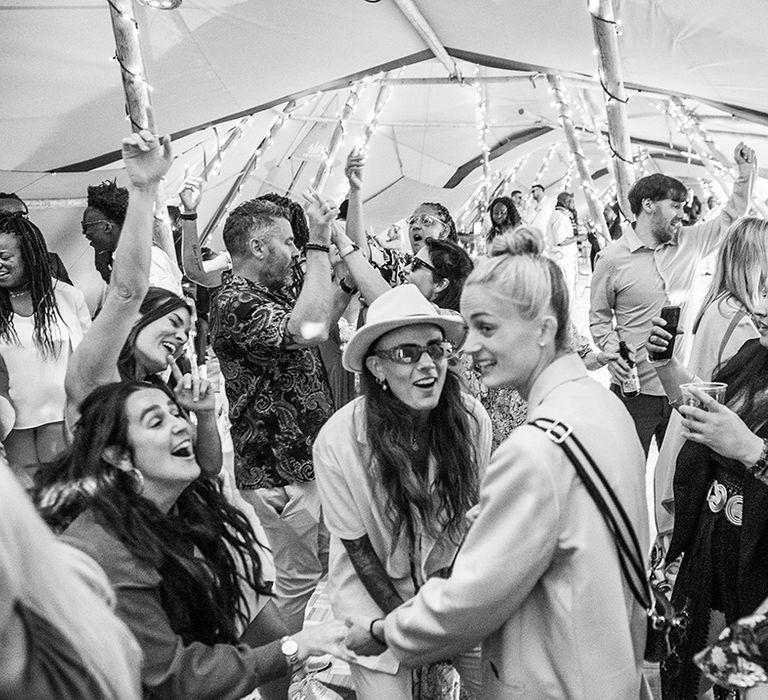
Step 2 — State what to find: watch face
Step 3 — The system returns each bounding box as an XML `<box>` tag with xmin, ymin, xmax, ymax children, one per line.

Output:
<box><xmin>281</xmin><ymin>639</ymin><xmax>299</xmax><ymax>656</ymax></box>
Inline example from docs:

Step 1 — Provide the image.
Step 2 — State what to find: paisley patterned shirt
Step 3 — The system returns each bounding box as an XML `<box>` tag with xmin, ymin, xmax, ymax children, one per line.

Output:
<box><xmin>210</xmin><ymin>272</ymin><xmax>333</xmax><ymax>489</ymax></box>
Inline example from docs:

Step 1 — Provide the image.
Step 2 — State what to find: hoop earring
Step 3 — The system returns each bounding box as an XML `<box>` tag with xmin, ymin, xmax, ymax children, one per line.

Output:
<box><xmin>376</xmin><ymin>376</ymin><xmax>388</xmax><ymax>392</ymax></box>
<box><xmin>127</xmin><ymin>467</ymin><xmax>145</xmax><ymax>495</ymax></box>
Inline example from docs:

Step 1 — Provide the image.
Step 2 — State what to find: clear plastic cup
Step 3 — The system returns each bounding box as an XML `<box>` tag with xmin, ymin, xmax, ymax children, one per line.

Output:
<box><xmin>680</xmin><ymin>382</ymin><xmax>727</xmax><ymax>408</ymax></box>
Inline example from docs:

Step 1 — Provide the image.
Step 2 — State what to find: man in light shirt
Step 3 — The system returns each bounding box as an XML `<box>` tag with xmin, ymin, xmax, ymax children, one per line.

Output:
<box><xmin>524</xmin><ymin>183</ymin><xmax>555</xmax><ymax>233</ymax></box>
<box><xmin>589</xmin><ymin>142</ymin><xmax>757</xmax><ymax>456</ymax></box>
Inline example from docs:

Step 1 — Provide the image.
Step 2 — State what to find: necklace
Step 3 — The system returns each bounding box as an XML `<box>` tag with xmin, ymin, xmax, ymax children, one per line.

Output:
<box><xmin>9</xmin><ymin>289</ymin><xmax>29</xmax><ymax>298</ymax></box>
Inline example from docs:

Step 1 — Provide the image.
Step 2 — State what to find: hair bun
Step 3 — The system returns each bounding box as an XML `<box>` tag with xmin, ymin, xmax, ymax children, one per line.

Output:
<box><xmin>489</xmin><ymin>225</ymin><xmax>545</xmax><ymax>257</ymax></box>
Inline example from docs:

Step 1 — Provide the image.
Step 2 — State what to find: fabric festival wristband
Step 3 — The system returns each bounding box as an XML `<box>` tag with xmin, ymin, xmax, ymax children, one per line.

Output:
<box><xmin>305</xmin><ymin>243</ymin><xmax>330</xmax><ymax>253</ymax></box>
<box><xmin>180</xmin><ymin>212</ymin><xmax>198</xmax><ymax>220</ymax></box>
<box><xmin>338</xmin><ymin>243</ymin><xmax>360</xmax><ymax>258</ymax></box>
<box><xmin>339</xmin><ymin>278</ymin><xmax>358</xmax><ymax>295</ymax></box>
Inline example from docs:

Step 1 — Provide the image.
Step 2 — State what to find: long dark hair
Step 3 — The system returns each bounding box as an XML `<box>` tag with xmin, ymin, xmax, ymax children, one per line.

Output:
<box><xmin>714</xmin><ymin>338</ymin><xmax>768</xmax><ymax>432</ymax></box>
<box><xmin>361</xmin><ymin>358</ymin><xmax>479</xmax><ymax>547</ymax></box>
<box><xmin>37</xmin><ymin>381</ymin><xmax>271</xmax><ymax>645</ymax></box>
<box><xmin>117</xmin><ymin>287</ymin><xmax>190</xmax><ymax>381</ymax></box>
<box><xmin>424</xmin><ymin>238</ymin><xmax>473</xmax><ymax>312</ymax></box>
<box><xmin>487</xmin><ymin>196</ymin><xmax>522</xmax><ymax>243</ymax></box>
<box><xmin>0</xmin><ymin>213</ymin><xmax>60</xmax><ymax>357</ymax></box>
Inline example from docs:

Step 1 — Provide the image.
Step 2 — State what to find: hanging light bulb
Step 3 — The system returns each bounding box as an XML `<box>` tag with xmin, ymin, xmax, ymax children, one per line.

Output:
<box><xmin>137</xmin><ymin>0</ymin><xmax>181</xmax><ymax>9</ymax></box>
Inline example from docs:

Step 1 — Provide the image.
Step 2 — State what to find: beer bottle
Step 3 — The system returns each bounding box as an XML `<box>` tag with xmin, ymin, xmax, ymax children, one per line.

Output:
<box><xmin>618</xmin><ymin>341</ymin><xmax>640</xmax><ymax>398</ymax></box>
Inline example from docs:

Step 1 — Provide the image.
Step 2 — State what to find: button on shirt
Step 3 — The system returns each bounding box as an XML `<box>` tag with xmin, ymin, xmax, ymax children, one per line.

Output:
<box><xmin>589</xmin><ymin>173</ymin><xmax>752</xmax><ymax>395</ymax></box>
<box><xmin>210</xmin><ymin>272</ymin><xmax>334</xmax><ymax>489</ymax></box>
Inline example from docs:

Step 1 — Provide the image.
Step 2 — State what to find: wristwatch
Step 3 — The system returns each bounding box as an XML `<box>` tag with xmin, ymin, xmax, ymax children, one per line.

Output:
<box><xmin>280</xmin><ymin>635</ymin><xmax>300</xmax><ymax>669</ymax></box>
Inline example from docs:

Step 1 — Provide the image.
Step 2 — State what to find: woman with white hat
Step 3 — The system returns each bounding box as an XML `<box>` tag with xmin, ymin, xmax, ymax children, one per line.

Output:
<box><xmin>313</xmin><ymin>283</ymin><xmax>492</xmax><ymax>699</ymax></box>
<box><xmin>344</xmin><ymin>228</ymin><xmax>650</xmax><ymax>699</ymax></box>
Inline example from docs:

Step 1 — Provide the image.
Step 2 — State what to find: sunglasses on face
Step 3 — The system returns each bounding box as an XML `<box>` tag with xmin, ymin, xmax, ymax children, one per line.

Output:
<box><xmin>411</xmin><ymin>257</ymin><xmax>436</xmax><ymax>274</ymax></box>
<box><xmin>81</xmin><ymin>219</ymin><xmax>110</xmax><ymax>234</ymax></box>
<box><xmin>407</xmin><ymin>214</ymin><xmax>444</xmax><ymax>228</ymax></box>
<box><xmin>373</xmin><ymin>340</ymin><xmax>454</xmax><ymax>365</ymax></box>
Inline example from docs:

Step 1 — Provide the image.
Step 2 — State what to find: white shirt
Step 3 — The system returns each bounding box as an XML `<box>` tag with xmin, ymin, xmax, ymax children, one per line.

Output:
<box><xmin>149</xmin><ymin>246</ymin><xmax>183</xmax><ymax>296</ymax></box>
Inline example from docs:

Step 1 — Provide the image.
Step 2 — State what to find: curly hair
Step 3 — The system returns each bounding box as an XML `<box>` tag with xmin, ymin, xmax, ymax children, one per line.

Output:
<box><xmin>222</xmin><ymin>198</ymin><xmax>289</xmax><ymax>259</ymax></box>
<box><xmin>87</xmin><ymin>180</ymin><xmax>129</xmax><ymax>227</ymax></box>
<box><xmin>424</xmin><ymin>238</ymin><xmax>474</xmax><ymax>312</ymax></box>
<box><xmin>361</xmin><ymin>361</ymin><xmax>479</xmax><ymax>548</ymax></box>
<box><xmin>487</xmin><ymin>196</ymin><xmax>522</xmax><ymax>244</ymax></box>
<box><xmin>37</xmin><ymin>381</ymin><xmax>272</xmax><ymax>645</ymax></box>
<box><xmin>257</xmin><ymin>192</ymin><xmax>311</xmax><ymax>252</ymax></box>
<box><xmin>420</xmin><ymin>202</ymin><xmax>457</xmax><ymax>243</ymax></box>
<box><xmin>0</xmin><ymin>214</ymin><xmax>60</xmax><ymax>357</ymax></box>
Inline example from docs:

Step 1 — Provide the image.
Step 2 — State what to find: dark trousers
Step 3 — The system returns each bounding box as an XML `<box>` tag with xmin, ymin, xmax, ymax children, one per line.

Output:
<box><xmin>611</xmin><ymin>385</ymin><xmax>673</xmax><ymax>457</ymax></box>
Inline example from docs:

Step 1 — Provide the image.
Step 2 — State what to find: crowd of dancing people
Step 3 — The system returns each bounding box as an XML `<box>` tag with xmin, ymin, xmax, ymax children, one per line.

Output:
<box><xmin>3</xmin><ymin>126</ymin><xmax>768</xmax><ymax>700</ymax></box>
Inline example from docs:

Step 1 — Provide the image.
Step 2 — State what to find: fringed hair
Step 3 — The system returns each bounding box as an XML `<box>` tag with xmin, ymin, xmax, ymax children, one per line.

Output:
<box><xmin>0</xmin><ymin>213</ymin><xmax>60</xmax><ymax>358</ymax></box>
<box><xmin>361</xmin><ymin>364</ymin><xmax>479</xmax><ymax>549</ymax></box>
<box><xmin>37</xmin><ymin>381</ymin><xmax>272</xmax><ymax>646</ymax></box>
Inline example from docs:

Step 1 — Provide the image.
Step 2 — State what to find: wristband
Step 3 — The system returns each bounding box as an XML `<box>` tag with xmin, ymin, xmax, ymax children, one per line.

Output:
<box><xmin>305</xmin><ymin>243</ymin><xmax>330</xmax><ymax>254</ymax></box>
<box><xmin>747</xmin><ymin>439</ymin><xmax>768</xmax><ymax>479</ymax></box>
<box><xmin>369</xmin><ymin>618</ymin><xmax>386</xmax><ymax>646</ymax></box>
<box><xmin>180</xmin><ymin>212</ymin><xmax>198</xmax><ymax>221</ymax></box>
<box><xmin>338</xmin><ymin>243</ymin><xmax>360</xmax><ymax>259</ymax></box>
<box><xmin>339</xmin><ymin>278</ymin><xmax>358</xmax><ymax>295</ymax></box>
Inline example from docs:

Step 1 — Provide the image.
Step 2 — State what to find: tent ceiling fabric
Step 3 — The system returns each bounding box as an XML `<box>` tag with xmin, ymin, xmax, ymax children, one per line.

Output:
<box><xmin>3</xmin><ymin>0</ymin><xmax>768</xmax><ymax>252</ymax></box>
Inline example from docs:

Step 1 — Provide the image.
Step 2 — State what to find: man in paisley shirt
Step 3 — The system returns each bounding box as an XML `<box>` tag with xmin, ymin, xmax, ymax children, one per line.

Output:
<box><xmin>210</xmin><ymin>196</ymin><xmax>338</xmax><ymax>633</ymax></box>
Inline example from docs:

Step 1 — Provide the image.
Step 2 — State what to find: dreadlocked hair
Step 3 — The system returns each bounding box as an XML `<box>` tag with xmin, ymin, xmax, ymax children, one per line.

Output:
<box><xmin>0</xmin><ymin>214</ymin><xmax>60</xmax><ymax>358</ymax></box>
<box><xmin>257</xmin><ymin>193</ymin><xmax>310</xmax><ymax>251</ymax></box>
<box><xmin>36</xmin><ymin>381</ymin><xmax>272</xmax><ymax>646</ymax></box>
<box><xmin>87</xmin><ymin>180</ymin><xmax>129</xmax><ymax>227</ymax></box>
<box><xmin>421</xmin><ymin>202</ymin><xmax>458</xmax><ymax>243</ymax></box>
<box><xmin>361</xmin><ymin>364</ymin><xmax>479</xmax><ymax>550</ymax></box>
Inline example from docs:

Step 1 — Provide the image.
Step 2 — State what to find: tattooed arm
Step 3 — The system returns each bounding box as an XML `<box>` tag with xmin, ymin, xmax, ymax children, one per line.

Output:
<box><xmin>341</xmin><ymin>535</ymin><xmax>404</xmax><ymax>614</ymax></box>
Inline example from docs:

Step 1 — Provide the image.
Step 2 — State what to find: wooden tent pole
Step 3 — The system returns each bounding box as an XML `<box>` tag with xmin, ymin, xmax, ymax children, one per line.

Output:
<box><xmin>547</xmin><ymin>74</ymin><xmax>610</xmax><ymax>241</ymax></box>
<box><xmin>106</xmin><ymin>0</ymin><xmax>154</xmax><ymax>133</ymax></box>
<box><xmin>589</xmin><ymin>0</ymin><xmax>633</xmax><ymax>221</ymax></box>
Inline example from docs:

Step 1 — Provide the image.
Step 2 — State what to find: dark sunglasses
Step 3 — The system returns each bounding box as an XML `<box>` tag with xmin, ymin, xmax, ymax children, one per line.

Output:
<box><xmin>81</xmin><ymin>219</ymin><xmax>110</xmax><ymax>234</ymax></box>
<box><xmin>411</xmin><ymin>257</ymin><xmax>436</xmax><ymax>274</ymax></box>
<box><xmin>373</xmin><ymin>341</ymin><xmax>454</xmax><ymax>365</ymax></box>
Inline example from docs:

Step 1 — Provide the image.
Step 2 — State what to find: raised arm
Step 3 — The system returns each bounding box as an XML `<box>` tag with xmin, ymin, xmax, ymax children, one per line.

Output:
<box><xmin>151</xmin><ymin>182</ymin><xmax>178</xmax><ymax>265</ymax></box>
<box><xmin>344</xmin><ymin>149</ymin><xmax>369</xmax><ymax>259</ymax></box>
<box><xmin>331</xmin><ymin>223</ymin><xmax>390</xmax><ymax>304</ymax></box>
<box><xmin>66</xmin><ymin>130</ymin><xmax>172</xmax><ymax>413</ymax></box>
<box><xmin>179</xmin><ymin>175</ymin><xmax>226</xmax><ymax>288</ymax></box>
<box><xmin>694</xmin><ymin>142</ymin><xmax>757</xmax><ymax>257</ymax></box>
<box><xmin>284</xmin><ymin>192</ymin><xmax>336</xmax><ymax>348</ymax></box>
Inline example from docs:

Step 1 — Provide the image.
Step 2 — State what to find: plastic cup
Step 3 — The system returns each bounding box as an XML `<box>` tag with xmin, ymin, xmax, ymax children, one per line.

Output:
<box><xmin>680</xmin><ymin>382</ymin><xmax>727</xmax><ymax>408</ymax></box>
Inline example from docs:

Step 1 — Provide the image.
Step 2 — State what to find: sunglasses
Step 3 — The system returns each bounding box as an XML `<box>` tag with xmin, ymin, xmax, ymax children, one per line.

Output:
<box><xmin>374</xmin><ymin>341</ymin><xmax>454</xmax><ymax>365</ymax></box>
<box><xmin>407</xmin><ymin>214</ymin><xmax>444</xmax><ymax>228</ymax></box>
<box><xmin>411</xmin><ymin>257</ymin><xmax>436</xmax><ymax>274</ymax></box>
<box><xmin>81</xmin><ymin>219</ymin><xmax>110</xmax><ymax>234</ymax></box>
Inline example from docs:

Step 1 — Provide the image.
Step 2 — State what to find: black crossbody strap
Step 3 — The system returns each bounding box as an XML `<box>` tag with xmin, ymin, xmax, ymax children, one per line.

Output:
<box><xmin>529</xmin><ymin>417</ymin><xmax>652</xmax><ymax>611</ymax></box>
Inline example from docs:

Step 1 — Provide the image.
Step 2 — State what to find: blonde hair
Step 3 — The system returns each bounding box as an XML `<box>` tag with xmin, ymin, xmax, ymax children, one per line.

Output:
<box><xmin>468</xmin><ymin>226</ymin><xmax>570</xmax><ymax>349</ymax></box>
<box><xmin>0</xmin><ymin>460</ymin><xmax>141</xmax><ymax>698</ymax></box>
<box><xmin>694</xmin><ymin>217</ymin><xmax>768</xmax><ymax>330</ymax></box>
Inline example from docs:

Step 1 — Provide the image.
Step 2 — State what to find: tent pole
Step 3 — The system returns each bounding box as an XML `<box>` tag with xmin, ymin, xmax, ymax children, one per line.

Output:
<box><xmin>106</xmin><ymin>0</ymin><xmax>154</xmax><ymax>133</ymax></box>
<box><xmin>392</xmin><ymin>0</ymin><xmax>461</xmax><ymax>79</ymax></box>
<box><xmin>589</xmin><ymin>0</ymin><xmax>633</xmax><ymax>221</ymax></box>
<box><xmin>547</xmin><ymin>74</ymin><xmax>610</xmax><ymax>241</ymax></box>
<box><xmin>199</xmin><ymin>101</ymin><xmax>297</xmax><ymax>245</ymax></box>
<box><xmin>312</xmin><ymin>81</ymin><xmax>367</xmax><ymax>194</ymax></box>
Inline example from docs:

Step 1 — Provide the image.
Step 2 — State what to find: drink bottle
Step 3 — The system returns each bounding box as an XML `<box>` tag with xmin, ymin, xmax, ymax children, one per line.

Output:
<box><xmin>618</xmin><ymin>340</ymin><xmax>640</xmax><ymax>397</ymax></box>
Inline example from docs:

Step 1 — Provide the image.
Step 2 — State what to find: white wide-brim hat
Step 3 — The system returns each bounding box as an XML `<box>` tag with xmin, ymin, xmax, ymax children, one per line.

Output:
<box><xmin>342</xmin><ymin>284</ymin><xmax>467</xmax><ymax>373</ymax></box>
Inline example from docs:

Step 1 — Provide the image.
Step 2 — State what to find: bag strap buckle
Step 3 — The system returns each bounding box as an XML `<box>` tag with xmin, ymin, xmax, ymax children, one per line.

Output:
<box><xmin>536</xmin><ymin>418</ymin><xmax>574</xmax><ymax>445</ymax></box>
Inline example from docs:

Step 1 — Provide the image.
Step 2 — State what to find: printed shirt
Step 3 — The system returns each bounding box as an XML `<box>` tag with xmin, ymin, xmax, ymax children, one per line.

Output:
<box><xmin>210</xmin><ymin>272</ymin><xmax>333</xmax><ymax>489</ymax></box>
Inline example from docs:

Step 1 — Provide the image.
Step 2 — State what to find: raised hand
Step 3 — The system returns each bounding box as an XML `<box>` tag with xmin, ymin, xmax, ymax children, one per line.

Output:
<box><xmin>734</xmin><ymin>141</ymin><xmax>757</xmax><ymax>177</ymax></box>
<box><xmin>169</xmin><ymin>359</ymin><xmax>216</xmax><ymax>414</ymax></box>
<box><xmin>302</xmin><ymin>188</ymin><xmax>338</xmax><ymax>245</ymax></box>
<box><xmin>179</xmin><ymin>169</ymin><xmax>203</xmax><ymax>213</ymax></box>
<box><xmin>345</xmin><ymin>148</ymin><xmax>365</xmax><ymax>191</ymax></box>
<box><xmin>121</xmin><ymin>129</ymin><xmax>172</xmax><ymax>190</ymax></box>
